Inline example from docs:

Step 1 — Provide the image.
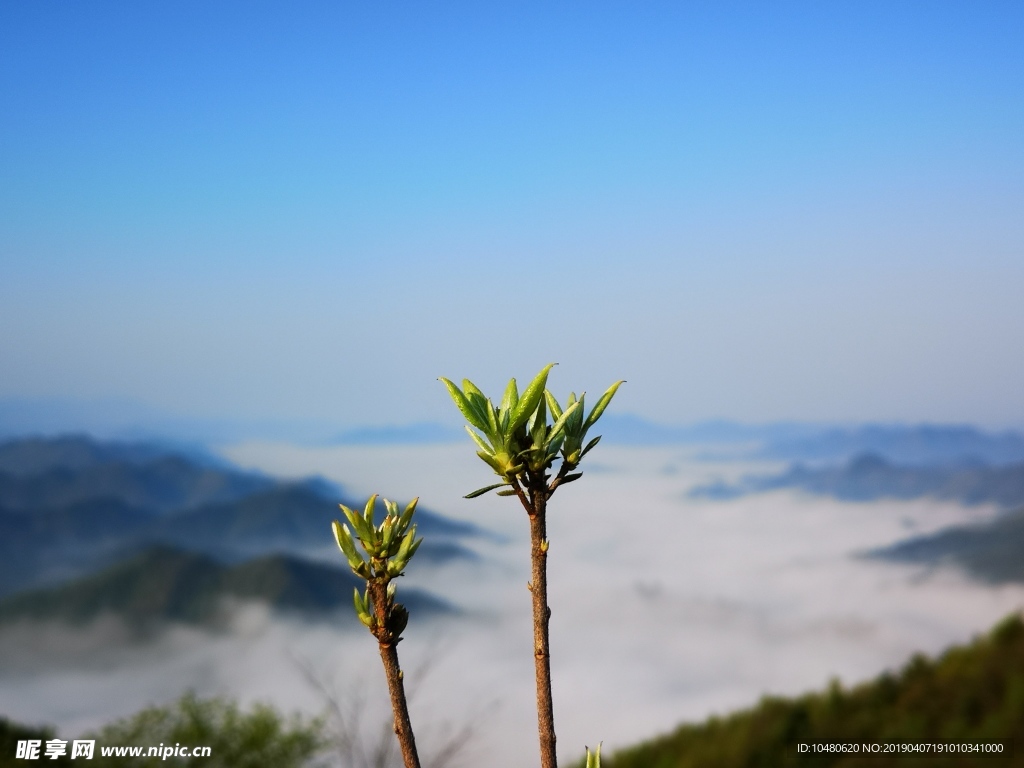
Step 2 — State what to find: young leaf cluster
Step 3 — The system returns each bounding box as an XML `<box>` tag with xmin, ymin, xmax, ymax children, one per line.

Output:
<box><xmin>440</xmin><ymin>363</ymin><xmax>624</xmax><ymax>499</ymax></box>
<box><xmin>546</xmin><ymin>382</ymin><xmax>622</xmax><ymax>471</ymax></box>
<box><xmin>331</xmin><ymin>495</ymin><xmax>422</xmax><ymax>642</ymax></box>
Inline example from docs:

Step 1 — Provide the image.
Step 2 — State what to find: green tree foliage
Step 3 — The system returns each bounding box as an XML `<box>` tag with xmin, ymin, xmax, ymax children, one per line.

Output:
<box><xmin>85</xmin><ymin>692</ymin><xmax>326</xmax><ymax>768</ymax></box>
<box><xmin>597</xmin><ymin>613</ymin><xmax>1024</xmax><ymax>768</ymax></box>
<box><xmin>0</xmin><ymin>718</ymin><xmax>73</xmax><ymax>767</ymax></box>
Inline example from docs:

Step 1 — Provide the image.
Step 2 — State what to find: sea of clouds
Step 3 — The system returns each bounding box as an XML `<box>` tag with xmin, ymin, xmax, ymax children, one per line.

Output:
<box><xmin>2</xmin><ymin>443</ymin><xmax>1023</xmax><ymax>767</ymax></box>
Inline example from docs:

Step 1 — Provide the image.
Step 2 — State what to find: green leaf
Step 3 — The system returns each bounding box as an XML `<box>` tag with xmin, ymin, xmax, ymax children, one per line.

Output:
<box><xmin>547</xmin><ymin>399</ymin><xmax>581</xmax><ymax>443</ymax></box>
<box><xmin>395</xmin><ymin>526</ymin><xmax>416</xmax><ymax>559</ymax></box>
<box><xmin>363</xmin><ymin>494</ymin><xmax>378</xmax><ymax>533</ymax></box>
<box><xmin>463</xmin><ymin>390</ymin><xmax>491</xmax><ymax>432</ymax></box>
<box><xmin>464</xmin><ymin>483</ymin><xmax>508</xmax><ymax>499</ymax></box>
<box><xmin>398</xmin><ymin>497</ymin><xmax>418</xmax><ymax>531</ymax></box>
<box><xmin>439</xmin><ymin>378</ymin><xmax>489</xmax><ymax>432</ymax></box>
<box><xmin>510</xmin><ymin>363</ymin><xmax>556</xmax><ymax>433</ymax></box>
<box><xmin>583</xmin><ymin>380</ymin><xmax>625</xmax><ymax>432</ymax></box>
<box><xmin>500</xmin><ymin>378</ymin><xmax>519</xmax><ymax>417</ymax></box>
<box><xmin>496</xmin><ymin>489</ymin><xmax>518</xmax><ymax>496</ymax></box>
<box><xmin>561</xmin><ymin>472</ymin><xmax>583</xmax><ymax>484</ymax></box>
<box><xmin>332</xmin><ymin>520</ymin><xmax>363</xmax><ymax>567</ymax></box>
<box><xmin>354</xmin><ymin>588</ymin><xmax>373</xmax><ymax>627</ymax></box>
<box><xmin>485</xmin><ymin>397</ymin><xmax>500</xmax><ymax>436</ymax></box>
<box><xmin>477</xmin><ymin>450</ymin><xmax>505</xmax><ymax>475</ymax></box>
<box><xmin>580</xmin><ymin>434</ymin><xmax>602</xmax><ymax>459</ymax></box>
<box><xmin>341</xmin><ymin>504</ymin><xmax>373</xmax><ymax>544</ymax></box>
<box><xmin>461</xmin><ymin>378</ymin><xmax>486</xmax><ymax>400</ymax></box>
<box><xmin>568</xmin><ymin>391</ymin><xmax>586</xmax><ymax>433</ymax></box>
<box><xmin>530</xmin><ymin>395</ymin><xmax>548</xmax><ymax>447</ymax></box>
<box><xmin>380</xmin><ymin>516</ymin><xmax>397</xmax><ymax>552</ymax></box>
<box><xmin>544</xmin><ymin>390</ymin><xmax>563</xmax><ymax>420</ymax></box>
<box><xmin>465</xmin><ymin>425</ymin><xmax>492</xmax><ymax>454</ymax></box>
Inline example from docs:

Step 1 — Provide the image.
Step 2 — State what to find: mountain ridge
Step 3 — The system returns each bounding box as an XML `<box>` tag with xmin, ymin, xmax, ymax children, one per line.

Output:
<box><xmin>0</xmin><ymin>545</ymin><xmax>456</xmax><ymax>632</ymax></box>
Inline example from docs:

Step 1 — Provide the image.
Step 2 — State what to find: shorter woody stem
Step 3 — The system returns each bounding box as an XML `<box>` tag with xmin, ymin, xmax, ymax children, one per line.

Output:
<box><xmin>369</xmin><ymin>581</ymin><xmax>421</xmax><ymax>768</ymax></box>
<box><xmin>378</xmin><ymin>641</ymin><xmax>421</xmax><ymax>768</ymax></box>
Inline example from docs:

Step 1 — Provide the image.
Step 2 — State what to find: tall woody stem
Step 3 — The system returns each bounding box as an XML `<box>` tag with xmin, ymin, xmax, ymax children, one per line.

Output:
<box><xmin>514</xmin><ymin>472</ymin><xmax>558</xmax><ymax>768</ymax></box>
<box><xmin>369</xmin><ymin>581</ymin><xmax>421</xmax><ymax>768</ymax></box>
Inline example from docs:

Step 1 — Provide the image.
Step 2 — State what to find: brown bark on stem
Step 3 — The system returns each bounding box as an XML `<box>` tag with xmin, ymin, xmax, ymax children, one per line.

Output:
<box><xmin>525</xmin><ymin>474</ymin><xmax>558</xmax><ymax>768</ymax></box>
<box><xmin>369</xmin><ymin>581</ymin><xmax>421</xmax><ymax>768</ymax></box>
<box><xmin>378</xmin><ymin>642</ymin><xmax>421</xmax><ymax>768</ymax></box>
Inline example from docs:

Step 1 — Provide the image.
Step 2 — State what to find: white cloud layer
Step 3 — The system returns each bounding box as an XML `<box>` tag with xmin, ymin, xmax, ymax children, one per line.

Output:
<box><xmin>1</xmin><ymin>445</ymin><xmax>1022</xmax><ymax>767</ymax></box>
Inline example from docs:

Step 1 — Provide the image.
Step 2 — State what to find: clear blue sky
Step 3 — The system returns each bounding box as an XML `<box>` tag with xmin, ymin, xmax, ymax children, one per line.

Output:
<box><xmin>2</xmin><ymin>1</ymin><xmax>1022</xmax><ymax>432</ymax></box>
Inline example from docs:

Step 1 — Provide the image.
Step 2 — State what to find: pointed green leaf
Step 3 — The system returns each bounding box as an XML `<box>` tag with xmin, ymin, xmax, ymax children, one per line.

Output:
<box><xmin>439</xmin><ymin>378</ymin><xmax>489</xmax><ymax>432</ymax></box>
<box><xmin>529</xmin><ymin>395</ymin><xmax>548</xmax><ymax>444</ymax></box>
<box><xmin>500</xmin><ymin>378</ymin><xmax>519</xmax><ymax>416</ymax></box>
<box><xmin>464</xmin><ymin>482</ymin><xmax>508</xmax><ymax>499</ymax></box>
<box><xmin>460</xmin><ymin>381</ymin><xmax>491</xmax><ymax>424</ymax></box>
<box><xmin>461</xmin><ymin>379</ymin><xmax>485</xmax><ymax>399</ymax></box>
<box><xmin>583</xmin><ymin>380</ymin><xmax>625</xmax><ymax>432</ymax></box>
<box><xmin>363</xmin><ymin>494</ymin><xmax>378</xmax><ymax>531</ymax></box>
<box><xmin>407</xmin><ymin>537</ymin><xmax>422</xmax><ymax>559</ymax></box>
<box><xmin>398</xmin><ymin>497</ymin><xmax>418</xmax><ymax>531</ymax></box>
<box><xmin>485</xmin><ymin>397</ymin><xmax>500</xmax><ymax>436</ymax></box>
<box><xmin>353</xmin><ymin>588</ymin><xmax>369</xmax><ymax>624</ymax></box>
<box><xmin>332</xmin><ymin>520</ymin><xmax>361</xmax><ymax>563</ymax></box>
<box><xmin>510</xmin><ymin>363</ymin><xmax>555</xmax><ymax>433</ymax></box>
<box><xmin>464</xmin><ymin>425</ymin><xmax>492</xmax><ymax>454</ymax></box>
<box><xmin>341</xmin><ymin>504</ymin><xmax>372</xmax><ymax>544</ymax></box>
<box><xmin>463</xmin><ymin>392</ymin><xmax>491</xmax><ymax>433</ymax></box>
<box><xmin>544</xmin><ymin>390</ymin><xmax>563</xmax><ymax>420</ymax></box>
<box><xmin>380</xmin><ymin>517</ymin><xmax>397</xmax><ymax>552</ymax></box>
<box><xmin>477</xmin><ymin>449</ymin><xmax>504</xmax><ymax>474</ymax></box>
<box><xmin>394</xmin><ymin>528</ymin><xmax>416</xmax><ymax>562</ymax></box>
<box><xmin>545</xmin><ymin>433</ymin><xmax>565</xmax><ymax>461</ymax></box>
<box><xmin>568</xmin><ymin>392</ymin><xmax>586</xmax><ymax>432</ymax></box>
<box><xmin>547</xmin><ymin>399</ymin><xmax>581</xmax><ymax>442</ymax></box>
<box><xmin>580</xmin><ymin>434</ymin><xmax>602</xmax><ymax>459</ymax></box>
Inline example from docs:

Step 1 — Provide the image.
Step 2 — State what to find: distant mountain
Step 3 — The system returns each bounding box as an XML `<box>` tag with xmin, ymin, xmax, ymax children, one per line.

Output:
<box><xmin>605</xmin><ymin>613</ymin><xmax>1024</xmax><ymax>767</ymax></box>
<box><xmin>691</xmin><ymin>453</ymin><xmax>1024</xmax><ymax>509</ymax></box>
<box><xmin>0</xmin><ymin>436</ymin><xmax>489</xmax><ymax>599</ymax></box>
<box><xmin>0</xmin><ymin>397</ymin><xmax>348</xmax><ymax>445</ymax></box>
<box><xmin>578</xmin><ymin>415</ymin><xmax>824</xmax><ymax>447</ymax></box>
<box><xmin>0</xmin><ymin>497</ymin><xmax>155</xmax><ymax>596</ymax></box>
<box><xmin>756</xmin><ymin>424</ymin><xmax>1024</xmax><ymax>465</ymax></box>
<box><xmin>0</xmin><ymin>434</ymin><xmax>179</xmax><ymax>474</ymax></box>
<box><xmin>0</xmin><ymin>546</ymin><xmax>457</xmax><ymax>631</ymax></box>
<box><xmin>0</xmin><ymin>434</ymin><xmax>274</xmax><ymax>513</ymax></box>
<box><xmin>868</xmin><ymin>508</ymin><xmax>1024</xmax><ymax>585</ymax></box>
<box><xmin>559</xmin><ymin>418</ymin><xmax>1024</xmax><ymax>465</ymax></box>
<box><xmin>145</xmin><ymin>482</ymin><xmax>486</xmax><ymax>563</ymax></box>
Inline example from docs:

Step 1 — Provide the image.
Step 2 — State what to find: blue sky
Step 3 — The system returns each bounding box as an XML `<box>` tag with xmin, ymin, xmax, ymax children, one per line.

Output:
<box><xmin>2</xmin><ymin>1</ymin><xmax>1023</xmax><ymax>433</ymax></box>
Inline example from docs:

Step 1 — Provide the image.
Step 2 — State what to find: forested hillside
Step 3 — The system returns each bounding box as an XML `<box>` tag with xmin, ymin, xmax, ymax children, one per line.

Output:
<box><xmin>600</xmin><ymin>614</ymin><xmax>1024</xmax><ymax>767</ymax></box>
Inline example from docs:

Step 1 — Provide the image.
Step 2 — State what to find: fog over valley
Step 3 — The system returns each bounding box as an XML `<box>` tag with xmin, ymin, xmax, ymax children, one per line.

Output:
<box><xmin>3</xmin><ymin>438</ymin><xmax>1023</xmax><ymax>766</ymax></box>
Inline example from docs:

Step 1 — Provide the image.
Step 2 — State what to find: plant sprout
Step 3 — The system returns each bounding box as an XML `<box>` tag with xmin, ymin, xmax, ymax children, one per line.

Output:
<box><xmin>332</xmin><ymin>494</ymin><xmax>423</xmax><ymax>768</ymax></box>
<box><xmin>441</xmin><ymin>364</ymin><xmax>623</xmax><ymax>768</ymax></box>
